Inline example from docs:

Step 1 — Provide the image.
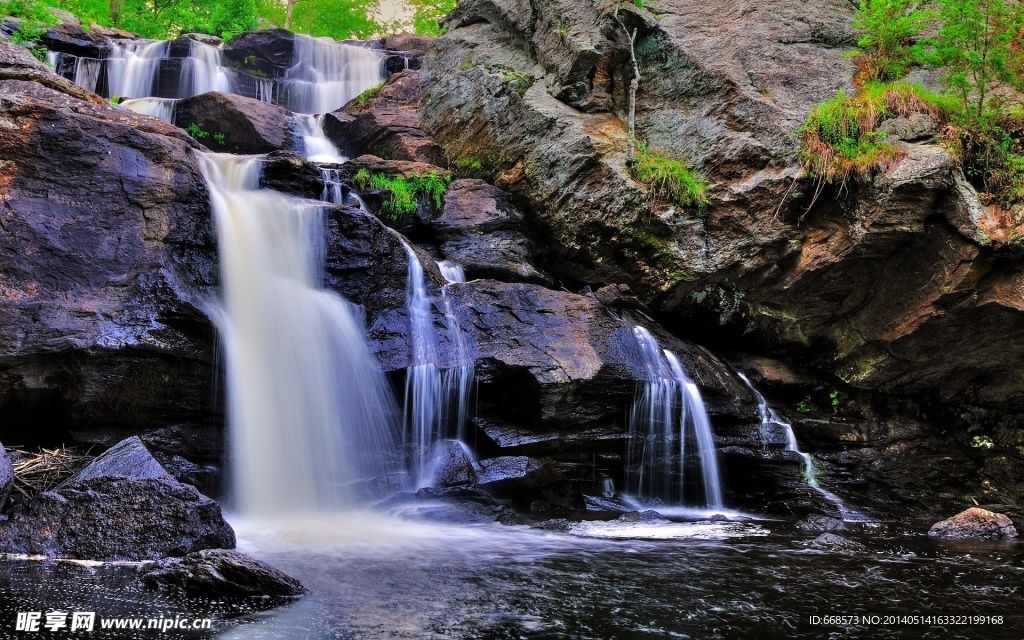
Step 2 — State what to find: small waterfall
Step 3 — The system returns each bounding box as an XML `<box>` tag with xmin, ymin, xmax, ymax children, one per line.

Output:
<box><xmin>298</xmin><ymin>114</ymin><xmax>345</xmax><ymax>164</ymax></box>
<box><xmin>183</xmin><ymin>39</ymin><xmax>231</xmax><ymax>96</ymax></box>
<box><xmin>627</xmin><ymin>327</ymin><xmax>723</xmax><ymax>509</ymax></box>
<box><xmin>438</xmin><ymin>260</ymin><xmax>466</xmax><ymax>284</ymax></box>
<box><xmin>400</xmin><ymin>247</ymin><xmax>475</xmax><ymax>486</ymax></box>
<box><xmin>72</xmin><ymin>56</ymin><xmax>104</xmax><ymax>94</ymax></box>
<box><xmin>736</xmin><ymin>373</ymin><xmax>860</xmax><ymax>519</ymax></box>
<box><xmin>105</xmin><ymin>40</ymin><xmax>168</xmax><ymax>99</ymax></box>
<box><xmin>283</xmin><ymin>35</ymin><xmax>385</xmax><ymax>114</ymax></box>
<box><xmin>198</xmin><ymin>152</ymin><xmax>401</xmax><ymax>515</ymax></box>
<box><xmin>121</xmin><ymin>97</ymin><xmax>176</xmax><ymax>121</ymax></box>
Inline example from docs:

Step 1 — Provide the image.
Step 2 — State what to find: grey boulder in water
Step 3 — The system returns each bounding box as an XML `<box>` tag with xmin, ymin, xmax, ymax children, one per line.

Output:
<box><xmin>928</xmin><ymin>507</ymin><xmax>1019</xmax><ymax>539</ymax></box>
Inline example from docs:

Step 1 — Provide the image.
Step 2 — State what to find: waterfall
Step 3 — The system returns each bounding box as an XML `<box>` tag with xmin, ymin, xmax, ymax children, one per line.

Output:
<box><xmin>283</xmin><ymin>35</ymin><xmax>385</xmax><ymax>114</ymax></box>
<box><xmin>399</xmin><ymin>247</ymin><xmax>475</xmax><ymax>486</ymax></box>
<box><xmin>438</xmin><ymin>261</ymin><xmax>473</xmax><ymax>443</ymax></box>
<box><xmin>198</xmin><ymin>152</ymin><xmax>401</xmax><ymax>515</ymax></box>
<box><xmin>627</xmin><ymin>327</ymin><xmax>723</xmax><ymax>509</ymax></box>
<box><xmin>735</xmin><ymin>372</ymin><xmax>860</xmax><ymax>519</ymax></box>
<box><xmin>105</xmin><ymin>40</ymin><xmax>168</xmax><ymax>99</ymax></box>
<box><xmin>183</xmin><ymin>39</ymin><xmax>231</xmax><ymax>96</ymax></box>
<box><xmin>121</xmin><ymin>97</ymin><xmax>176</xmax><ymax>121</ymax></box>
<box><xmin>438</xmin><ymin>261</ymin><xmax>466</xmax><ymax>284</ymax></box>
<box><xmin>298</xmin><ymin>114</ymin><xmax>346</xmax><ymax>164</ymax></box>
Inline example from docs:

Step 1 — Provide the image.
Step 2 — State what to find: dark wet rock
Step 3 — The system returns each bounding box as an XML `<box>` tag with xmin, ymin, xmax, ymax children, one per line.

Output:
<box><xmin>0</xmin><ymin>441</ymin><xmax>12</xmax><ymax>508</ymax></box>
<box><xmin>474</xmin><ymin>456</ymin><xmax>543</xmax><ymax>488</ymax></box>
<box><xmin>583</xmin><ymin>494</ymin><xmax>633</xmax><ymax>512</ymax></box>
<box><xmin>0</xmin><ymin>41</ymin><xmax>107</xmax><ymax>105</ymax></box>
<box><xmin>0</xmin><ymin>476</ymin><xmax>234</xmax><ymax>560</ymax></box>
<box><xmin>222</xmin><ymin>28</ymin><xmax>295</xmax><ymax>78</ymax></box>
<box><xmin>0</xmin><ymin>71</ymin><xmax>218</xmax><ymax>450</ymax></box>
<box><xmin>41</xmin><ymin>23</ymin><xmax>105</xmax><ymax>58</ymax></box>
<box><xmin>151</xmin><ymin>453</ymin><xmax>217</xmax><ymax>492</ymax></box>
<box><xmin>259</xmin><ymin>150</ymin><xmax>324</xmax><ymax>198</ymax></box>
<box><xmin>807</xmin><ymin>533</ymin><xmax>866</xmax><ymax>551</ymax></box>
<box><xmin>928</xmin><ymin>508</ymin><xmax>1019</xmax><ymax>539</ymax></box>
<box><xmin>140</xmin><ymin>549</ymin><xmax>305</xmax><ymax>597</ymax></box>
<box><xmin>425</xmin><ymin>440</ymin><xmax>477</xmax><ymax>487</ymax></box>
<box><xmin>620</xmin><ymin>510</ymin><xmax>669</xmax><ymax>523</ymax></box>
<box><xmin>182</xmin><ymin>33</ymin><xmax>222</xmax><ymax>46</ymax></box>
<box><xmin>174</xmin><ymin>91</ymin><xmax>297</xmax><ymax>154</ymax></box>
<box><xmin>63</xmin><ymin>436</ymin><xmax>167</xmax><ymax>485</ymax></box>
<box><xmin>592</xmin><ymin>284</ymin><xmax>648</xmax><ymax>312</ymax></box>
<box><xmin>796</xmin><ymin>515</ymin><xmax>846</xmax><ymax>532</ymax></box>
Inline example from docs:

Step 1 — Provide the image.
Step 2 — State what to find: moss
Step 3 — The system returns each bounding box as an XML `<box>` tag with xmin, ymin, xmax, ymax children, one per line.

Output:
<box><xmin>630</xmin><ymin>142</ymin><xmax>709</xmax><ymax>210</ymax></box>
<box><xmin>356</xmin><ymin>83</ymin><xmax>383</xmax><ymax>106</ymax></box>
<box><xmin>353</xmin><ymin>169</ymin><xmax>450</xmax><ymax>220</ymax></box>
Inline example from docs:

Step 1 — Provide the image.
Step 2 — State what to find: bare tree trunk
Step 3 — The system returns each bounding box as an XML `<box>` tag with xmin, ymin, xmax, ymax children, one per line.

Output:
<box><xmin>285</xmin><ymin>0</ymin><xmax>296</xmax><ymax>29</ymax></box>
<box><xmin>109</xmin><ymin>0</ymin><xmax>120</xmax><ymax>27</ymax></box>
<box><xmin>615</xmin><ymin>10</ymin><xmax>641</xmax><ymax>163</ymax></box>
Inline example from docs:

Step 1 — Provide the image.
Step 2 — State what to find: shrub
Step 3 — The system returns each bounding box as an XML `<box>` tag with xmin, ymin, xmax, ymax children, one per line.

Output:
<box><xmin>630</xmin><ymin>142</ymin><xmax>708</xmax><ymax>209</ymax></box>
<box><xmin>352</xmin><ymin>169</ymin><xmax>450</xmax><ymax>219</ymax></box>
<box><xmin>852</xmin><ymin>0</ymin><xmax>928</xmax><ymax>82</ymax></box>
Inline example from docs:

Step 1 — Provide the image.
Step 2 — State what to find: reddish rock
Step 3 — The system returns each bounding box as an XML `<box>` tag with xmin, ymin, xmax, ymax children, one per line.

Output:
<box><xmin>928</xmin><ymin>508</ymin><xmax>1019</xmax><ymax>539</ymax></box>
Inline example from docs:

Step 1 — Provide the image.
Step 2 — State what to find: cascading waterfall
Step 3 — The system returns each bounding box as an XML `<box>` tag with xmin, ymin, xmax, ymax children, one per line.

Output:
<box><xmin>198</xmin><ymin>152</ymin><xmax>401</xmax><ymax>515</ymax></box>
<box><xmin>437</xmin><ymin>261</ymin><xmax>474</xmax><ymax>443</ymax></box>
<box><xmin>735</xmin><ymin>372</ymin><xmax>859</xmax><ymax>519</ymax></box>
<box><xmin>400</xmin><ymin>246</ymin><xmax>475</xmax><ymax>486</ymax></box>
<box><xmin>121</xmin><ymin>97</ymin><xmax>177</xmax><ymax>121</ymax></box>
<box><xmin>105</xmin><ymin>40</ymin><xmax>168</xmax><ymax>99</ymax></box>
<box><xmin>627</xmin><ymin>327</ymin><xmax>723</xmax><ymax>509</ymax></box>
<box><xmin>283</xmin><ymin>35</ymin><xmax>385</xmax><ymax>114</ymax></box>
<box><xmin>298</xmin><ymin>114</ymin><xmax>346</xmax><ymax>164</ymax></box>
<box><xmin>438</xmin><ymin>261</ymin><xmax>466</xmax><ymax>284</ymax></box>
<box><xmin>183</xmin><ymin>39</ymin><xmax>232</xmax><ymax>96</ymax></box>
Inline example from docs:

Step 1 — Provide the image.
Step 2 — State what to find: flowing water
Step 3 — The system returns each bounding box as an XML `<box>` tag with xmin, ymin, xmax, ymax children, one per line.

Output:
<box><xmin>198</xmin><ymin>153</ymin><xmax>401</xmax><ymax>515</ymax></box>
<box><xmin>627</xmin><ymin>327</ymin><xmax>723</xmax><ymax>509</ymax></box>
<box><xmin>281</xmin><ymin>36</ymin><xmax>384</xmax><ymax>114</ymax></box>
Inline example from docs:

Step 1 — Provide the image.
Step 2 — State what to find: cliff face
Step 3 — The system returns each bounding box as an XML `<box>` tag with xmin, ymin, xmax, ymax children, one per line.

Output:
<box><xmin>419</xmin><ymin>0</ymin><xmax>1024</xmax><ymax>417</ymax></box>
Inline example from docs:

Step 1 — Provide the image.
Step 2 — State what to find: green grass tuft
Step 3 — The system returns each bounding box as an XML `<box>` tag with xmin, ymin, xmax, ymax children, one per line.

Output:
<box><xmin>353</xmin><ymin>169</ymin><xmax>450</xmax><ymax>219</ymax></box>
<box><xmin>630</xmin><ymin>142</ymin><xmax>709</xmax><ymax>209</ymax></box>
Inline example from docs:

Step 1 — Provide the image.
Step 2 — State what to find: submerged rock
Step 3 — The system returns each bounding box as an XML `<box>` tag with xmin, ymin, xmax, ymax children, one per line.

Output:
<box><xmin>807</xmin><ymin>533</ymin><xmax>866</xmax><ymax>551</ymax></box>
<box><xmin>928</xmin><ymin>508</ymin><xmax>1019</xmax><ymax>539</ymax></box>
<box><xmin>795</xmin><ymin>515</ymin><xmax>846</xmax><ymax>533</ymax></box>
<box><xmin>0</xmin><ymin>476</ymin><xmax>235</xmax><ymax>560</ymax></box>
<box><xmin>425</xmin><ymin>440</ymin><xmax>477</xmax><ymax>488</ymax></box>
<box><xmin>140</xmin><ymin>549</ymin><xmax>305</xmax><ymax>598</ymax></box>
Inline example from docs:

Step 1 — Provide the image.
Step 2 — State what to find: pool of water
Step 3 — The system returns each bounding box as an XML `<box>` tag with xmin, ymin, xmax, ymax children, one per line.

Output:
<box><xmin>2</xmin><ymin>511</ymin><xmax>1022</xmax><ymax>639</ymax></box>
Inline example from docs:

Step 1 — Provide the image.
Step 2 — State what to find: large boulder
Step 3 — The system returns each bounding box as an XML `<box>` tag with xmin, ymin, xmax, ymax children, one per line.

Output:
<box><xmin>174</xmin><ymin>91</ymin><xmax>297</xmax><ymax>154</ymax></box>
<box><xmin>928</xmin><ymin>507</ymin><xmax>1019</xmax><ymax>539</ymax></box>
<box><xmin>221</xmin><ymin>28</ymin><xmax>296</xmax><ymax>78</ymax></box>
<box><xmin>139</xmin><ymin>549</ymin><xmax>305</xmax><ymax>597</ymax></box>
<box><xmin>0</xmin><ymin>476</ymin><xmax>235</xmax><ymax>560</ymax></box>
<box><xmin>0</xmin><ymin>50</ymin><xmax>219</xmax><ymax>451</ymax></box>
<box><xmin>324</xmin><ymin>71</ymin><xmax>444</xmax><ymax>165</ymax></box>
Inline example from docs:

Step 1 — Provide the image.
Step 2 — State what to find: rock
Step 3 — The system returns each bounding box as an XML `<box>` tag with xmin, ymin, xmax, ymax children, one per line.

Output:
<box><xmin>928</xmin><ymin>507</ymin><xmax>1019</xmax><ymax>539</ymax></box>
<box><xmin>385</xmin><ymin>33</ymin><xmax>434</xmax><ymax>53</ymax></box>
<box><xmin>88</xmin><ymin>24</ymin><xmax>137</xmax><ymax>40</ymax></box>
<box><xmin>0</xmin><ymin>441</ymin><xmax>13</xmax><ymax>508</ymax></box>
<box><xmin>140</xmin><ymin>549</ymin><xmax>305</xmax><ymax>597</ymax></box>
<box><xmin>259</xmin><ymin>150</ymin><xmax>325</xmax><ymax>198</ymax></box>
<box><xmin>807</xmin><ymin>533</ymin><xmax>865</xmax><ymax>551</ymax></box>
<box><xmin>0</xmin><ymin>41</ymin><xmax>106</xmax><ymax>105</ymax></box>
<box><xmin>796</xmin><ymin>515</ymin><xmax>846</xmax><ymax>532</ymax></box>
<box><xmin>424</xmin><ymin>440</ymin><xmax>477</xmax><ymax>487</ymax></box>
<box><xmin>222</xmin><ymin>28</ymin><xmax>296</xmax><ymax>78</ymax></box>
<box><xmin>174</xmin><ymin>91</ymin><xmax>297</xmax><ymax>154</ymax></box>
<box><xmin>592</xmin><ymin>284</ymin><xmax>647</xmax><ymax>312</ymax></box>
<box><xmin>41</xmin><ymin>23</ymin><xmax>104</xmax><ymax>58</ymax></box>
<box><xmin>182</xmin><ymin>33</ymin><xmax>222</xmax><ymax>46</ymax></box>
<box><xmin>324</xmin><ymin>71</ymin><xmax>444</xmax><ymax>165</ymax></box>
<box><xmin>0</xmin><ymin>70</ymin><xmax>218</xmax><ymax>450</ymax></box>
<box><xmin>46</xmin><ymin>8</ymin><xmax>81</xmax><ymax>28</ymax></box>
<box><xmin>620</xmin><ymin>510</ymin><xmax>669</xmax><ymax>523</ymax></box>
<box><xmin>877</xmin><ymin>113</ymin><xmax>939</xmax><ymax>142</ymax></box>
<box><xmin>0</xmin><ymin>476</ymin><xmax>235</xmax><ymax>560</ymax></box>
<box><xmin>63</xmin><ymin>436</ymin><xmax>168</xmax><ymax>485</ymax></box>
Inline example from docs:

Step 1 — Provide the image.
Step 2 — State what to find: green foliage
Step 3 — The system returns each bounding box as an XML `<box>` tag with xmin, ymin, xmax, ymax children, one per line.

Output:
<box><xmin>352</xmin><ymin>169</ymin><xmax>450</xmax><ymax>219</ymax></box>
<box><xmin>796</xmin><ymin>395</ymin><xmax>815</xmax><ymax>414</ymax></box>
<box><xmin>185</xmin><ymin>122</ymin><xmax>209</xmax><ymax>139</ymax></box>
<box><xmin>924</xmin><ymin>0</ymin><xmax>1024</xmax><ymax>123</ymax></box>
<box><xmin>406</xmin><ymin>0</ymin><xmax>455</xmax><ymax>36</ymax></box>
<box><xmin>355</xmin><ymin>82</ymin><xmax>382</xmax><ymax>105</ymax></box>
<box><xmin>829</xmin><ymin>389</ymin><xmax>840</xmax><ymax>413</ymax></box>
<box><xmin>852</xmin><ymin>0</ymin><xmax>928</xmax><ymax>81</ymax></box>
<box><xmin>630</xmin><ymin>142</ymin><xmax>708</xmax><ymax>209</ymax></box>
<box><xmin>212</xmin><ymin>131</ymin><xmax>226</xmax><ymax>145</ymax></box>
<box><xmin>255</xmin><ymin>0</ymin><xmax>381</xmax><ymax>39</ymax></box>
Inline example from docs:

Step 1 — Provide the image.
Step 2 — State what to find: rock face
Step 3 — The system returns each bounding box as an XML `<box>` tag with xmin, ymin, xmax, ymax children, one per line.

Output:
<box><xmin>140</xmin><ymin>549</ymin><xmax>305</xmax><ymax>597</ymax></box>
<box><xmin>419</xmin><ymin>0</ymin><xmax>1024</xmax><ymax>416</ymax></box>
<box><xmin>0</xmin><ymin>42</ymin><xmax>219</xmax><ymax>457</ymax></box>
<box><xmin>807</xmin><ymin>533</ymin><xmax>865</xmax><ymax>551</ymax></box>
<box><xmin>0</xmin><ymin>441</ymin><xmax>12</xmax><ymax>507</ymax></box>
<box><xmin>928</xmin><ymin>508</ymin><xmax>1019</xmax><ymax>539</ymax></box>
<box><xmin>174</xmin><ymin>91</ymin><xmax>297</xmax><ymax>154</ymax></box>
<box><xmin>0</xmin><ymin>476</ymin><xmax>235</xmax><ymax>560</ymax></box>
